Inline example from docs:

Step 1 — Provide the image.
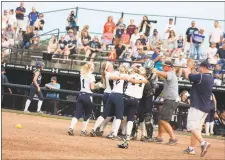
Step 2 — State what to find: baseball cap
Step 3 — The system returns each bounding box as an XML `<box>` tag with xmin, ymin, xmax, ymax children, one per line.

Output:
<box><xmin>51</xmin><ymin>76</ymin><xmax>57</xmax><ymax>81</ymax></box>
<box><xmin>199</xmin><ymin>61</ymin><xmax>212</xmax><ymax>70</ymax></box>
<box><xmin>153</xmin><ymin>29</ymin><xmax>158</xmax><ymax>32</ymax></box>
<box><xmin>36</xmin><ymin>61</ymin><xmax>45</xmax><ymax>68</ymax></box>
<box><xmin>139</xmin><ymin>32</ymin><xmax>144</xmax><ymax>36</ymax></box>
<box><xmin>8</xmin><ymin>24</ymin><xmax>12</xmax><ymax>27</ymax></box>
<box><xmin>169</xmin><ymin>18</ymin><xmax>173</xmax><ymax>21</ymax></box>
<box><xmin>163</xmin><ymin>61</ymin><xmax>173</xmax><ymax>67</ymax></box>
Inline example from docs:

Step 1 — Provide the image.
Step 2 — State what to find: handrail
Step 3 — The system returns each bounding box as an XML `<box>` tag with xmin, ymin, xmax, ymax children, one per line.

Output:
<box><xmin>1</xmin><ymin>83</ymin><xmax>191</xmax><ymax>108</ymax></box>
<box><xmin>37</xmin><ymin>28</ymin><xmax>60</xmax><ymax>40</ymax></box>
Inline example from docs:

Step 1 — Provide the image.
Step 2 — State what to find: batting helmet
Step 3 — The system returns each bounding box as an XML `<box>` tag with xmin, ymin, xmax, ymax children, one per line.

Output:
<box><xmin>144</xmin><ymin>59</ymin><xmax>154</xmax><ymax>70</ymax></box>
<box><xmin>36</xmin><ymin>61</ymin><xmax>45</xmax><ymax>69</ymax></box>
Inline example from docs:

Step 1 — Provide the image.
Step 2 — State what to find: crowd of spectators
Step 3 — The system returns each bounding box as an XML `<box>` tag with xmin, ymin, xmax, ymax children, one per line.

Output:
<box><xmin>1</xmin><ymin>2</ymin><xmax>225</xmax><ymax>84</ymax></box>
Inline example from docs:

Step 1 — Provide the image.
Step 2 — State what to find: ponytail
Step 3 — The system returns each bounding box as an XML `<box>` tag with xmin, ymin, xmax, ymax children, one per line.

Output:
<box><xmin>81</xmin><ymin>62</ymin><xmax>93</xmax><ymax>77</ymax></box>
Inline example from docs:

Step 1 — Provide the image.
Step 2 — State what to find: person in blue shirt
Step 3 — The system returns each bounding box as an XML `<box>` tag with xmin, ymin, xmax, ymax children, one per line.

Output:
<box><xmin>184</xmin><ymin>61</ymin><xmax>213</xmax><ymax>157</ymax></box>
<box><xmin>27</xmin><ymin>7</ymin><xmax>39</xmax><ymax>27</ymax></box>
<box><xmin>45</xmin><ymin>76</ymin><xmax>60</xmax><ymax>114</ymax></box>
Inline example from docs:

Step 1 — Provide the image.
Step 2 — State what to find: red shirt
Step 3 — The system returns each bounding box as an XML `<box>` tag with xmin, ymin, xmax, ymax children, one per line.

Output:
<box><xmin>122</xmin><ymin>33</ymin><xmax>130</xmax><ymax>44</ymax></box>
<box><xmin>104</xmin><ymin>22</ymin><xmax>116</xmax><ymax>34</ymax></box>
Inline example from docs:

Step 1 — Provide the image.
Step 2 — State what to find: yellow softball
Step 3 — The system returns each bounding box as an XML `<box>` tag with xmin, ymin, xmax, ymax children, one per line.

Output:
<box><xmin>16</xmin><ymin>124</ymin><xmax>22</xmax><ymax>129</ymax></box>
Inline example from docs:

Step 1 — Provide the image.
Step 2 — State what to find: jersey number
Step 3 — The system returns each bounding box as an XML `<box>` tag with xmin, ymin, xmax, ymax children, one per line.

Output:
<box><xmin>82</xmin><ymin>79</ymin><xmax>85</xmax><ymax>88</ymax></box>
<box><xmin>116</xmin><ymin>80</ymin><xmax>120</xmax><ymax>85</ymax></box>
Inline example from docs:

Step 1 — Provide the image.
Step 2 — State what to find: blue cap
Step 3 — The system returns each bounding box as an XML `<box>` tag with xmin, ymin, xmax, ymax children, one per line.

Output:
<box><xmin>36</xmin><ymin>61</ymin><xmax>45</xmax><ymax>68</ymax></box>
<box><xmin>199</xmin><ymin>61</ymin><xmax>213</xmax><ymax>70</ymax></box>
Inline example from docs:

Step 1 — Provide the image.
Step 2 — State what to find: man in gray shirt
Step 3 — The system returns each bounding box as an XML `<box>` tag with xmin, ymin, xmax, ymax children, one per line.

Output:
<box><xmin>152</xmin><ymin>61</ymin><xmax>179</xmax><ymax>145</ymax></box>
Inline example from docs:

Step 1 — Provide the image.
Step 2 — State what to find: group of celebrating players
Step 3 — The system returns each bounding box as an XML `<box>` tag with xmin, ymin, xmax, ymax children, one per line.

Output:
<box><xmin>67</xmin><ymin>60</ymin><xmax>158</xmax><ymax>149</ymax></box>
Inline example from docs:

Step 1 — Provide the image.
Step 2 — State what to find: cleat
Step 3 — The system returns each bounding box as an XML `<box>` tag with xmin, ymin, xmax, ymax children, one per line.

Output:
<box><xmin>80</xmin><ymin>131</ymin><xmax>88</xmax><ymax>136</ymax></box>
<box><xmin>68</xmin><ymin>128</ymin><xmax>74</xmax><ymax>136</ymax></box>
<box><xmin>166</xmin><ymin>138</ymin><xmax>178</xmax><ymax>145</ymax></box>
<box><xmin>37</xmin><ymin>111</ymin><xmax>44</xmax><ymax>114</ymax></box>
<box><xmin>200</xmin><ymin>142</ymin><xmax>211</xmax><ymax>157</ymax></box>
<box><xmin>140</xmin><ymin>136</ymin><xmax>149</xmax><ymax>142</ymax></box>
<box><xmin>106</xmin><ymin>132</ymin><xmax>114</xmax><ymax>139</ymax></box>
<box><xmin>117</xmin><ymin>140</ymin><xmax>129</xmax><ymax>149</ymax></box>
<box><xmin>96</xmin><ymin>130</ymin><xmax>104</xmax><ymax>137</ymax></box>
<box><xmin>24</xmin><ymin>110</ymin><xmax>30</xmax><ymax>113</ymax></box>
<box><xmin>153</xmin><ymin>137</ymin><xmax>164</xmax><ymax>144</ymax></box>
<box><xmin>90</xmin><ymin>129</ymin><xmax>97</xmax><ymax>137</ymax></box>
<box><xmin>184</xmin><ymin>147</ymin><xmax>196</xmax><ymax>155</ymax></box>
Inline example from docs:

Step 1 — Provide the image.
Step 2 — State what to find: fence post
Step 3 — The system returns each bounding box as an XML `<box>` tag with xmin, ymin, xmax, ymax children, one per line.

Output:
<box><xmin>174</xmin><ymin>16</ymin><xmax>177</xmax><ymax>25</ymax></box>
<box><xmin>75</xmin><ymin>7</ymin><xmax>79</xmax><ymax>20</ymax></box>
<box><xmin>121</xmin><ymin>12</ymin><xmax>124</xmax><ymax>18</ymax></box>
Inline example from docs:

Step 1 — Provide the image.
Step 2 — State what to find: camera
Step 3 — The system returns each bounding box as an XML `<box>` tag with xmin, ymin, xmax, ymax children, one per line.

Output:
<box><xmin>146</xmin><ymin>20</ymin><xmax>157</xmax><ymax>24</ymax></box>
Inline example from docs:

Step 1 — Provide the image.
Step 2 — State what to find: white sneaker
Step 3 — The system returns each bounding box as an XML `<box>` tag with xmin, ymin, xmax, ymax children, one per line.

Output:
<box><xmin>37</xmin><ymin>111</ymin><xmax>44</xmax><ymax>114</ymax></box>
<box><xmin>24</xmin><ymin>110</ymin><xmax>30</xmax><ymax>113</ymax></box>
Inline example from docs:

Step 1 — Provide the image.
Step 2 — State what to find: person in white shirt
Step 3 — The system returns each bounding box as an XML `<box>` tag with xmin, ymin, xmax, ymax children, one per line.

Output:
<box><xmin>207</xmin><ymin>42</ymin><xmax>218</xmax><ymax>59</ymax></box>
<box><xmin>209</xmin><ymin>21</ymin><xmax>223</xmax><ymax>49</ymax></box>
<box><xmin>149</xmin><ymin>29</ymin><xmax>162</xmax><ymax>50</ymax></box>
<box><xmin>162</xmin><ymin>18</ymin><xmax>176</xmax><ymax>49</ymax></box>
<box><xmin>68</xmin><ymin>62</ymin><xmax>96</xmax><ymax>136</ymax></box>
<box><xmin>130</xmin><ymin>27</ymin><xmax>140</xmax><ymax>47</ymax></box>
<box><xmin>2</xmin><ymin>10</ymin><xmax>9</xmax><ymax>30</ymax></box>
<box><xmin>8</xmin><ymin>9</ymin><xmax>17</xmax><ymax>32</ymax></box>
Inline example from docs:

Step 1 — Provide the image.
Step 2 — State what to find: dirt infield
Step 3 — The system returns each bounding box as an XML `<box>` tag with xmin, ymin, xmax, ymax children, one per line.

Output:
<box><xmin>2</xmin><ymin>111</ymin><xmax>225</xmax><ymax>160</ymax></box>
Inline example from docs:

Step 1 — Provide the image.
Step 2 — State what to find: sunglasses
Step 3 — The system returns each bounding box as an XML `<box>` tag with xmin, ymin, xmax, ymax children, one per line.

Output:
<box><xmin>137</xmin><ymin>48</ymin><xmax>142</xmax><ymax>50</ymax></box>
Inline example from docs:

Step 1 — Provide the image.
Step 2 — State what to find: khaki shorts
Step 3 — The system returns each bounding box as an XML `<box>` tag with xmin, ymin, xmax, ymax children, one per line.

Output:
<box><xmin>187</xmin><ymin>107</ymin><xmax>208</xmax><ymax>132</ymax></box>
<box><xmin>162</xmin><ymin>39</ymin><xmax>168</xmax><ymax>49</ymax></box>
<box><xmin>17</xmin><ymin>20</ymin><xmax>24</xmax><ymax>29</ymax></box>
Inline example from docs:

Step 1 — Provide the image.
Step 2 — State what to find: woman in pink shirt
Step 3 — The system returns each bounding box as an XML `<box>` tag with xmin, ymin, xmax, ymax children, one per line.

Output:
<box><xmin>102</xmin><ymin>16</ymin><xmax>116</xmax><ymax>49</ymax></box>
<box><xmin>121</xmin><ymin>29</ymin><xmax>130</xmax><ymax>46</ymax></box>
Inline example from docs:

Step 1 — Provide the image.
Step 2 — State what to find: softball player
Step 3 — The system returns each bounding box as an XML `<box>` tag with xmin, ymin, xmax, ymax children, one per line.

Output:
<box><xmin>68</xmin><ymin>62</ymin><xmax>96</xmax><ymax>136</ymax></box>
<box><xmin>90</xmin><ymin>61</ymin><xmax>114</xmax><ymax>136</ymax></box>
<box><xmin>118</xmin><ymin>66</ymin><xmax>147</xmax><ymax>149</ymax></box>
<box><xmin>103</xmin><ymin>64</ymin><xmax>129</xmax><ymax>140</ymax></box>
<box><xmin>24</xmin><ymin>61</ymin><xmax>45</xmax><ymax>113</ymax></box>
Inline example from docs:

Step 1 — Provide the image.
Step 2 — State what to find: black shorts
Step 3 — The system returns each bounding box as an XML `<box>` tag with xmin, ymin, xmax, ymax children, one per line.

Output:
<box><xmin>160</xmin><ymin>100</ymin><xmax>179</xmax><ymax>121</ymax></box>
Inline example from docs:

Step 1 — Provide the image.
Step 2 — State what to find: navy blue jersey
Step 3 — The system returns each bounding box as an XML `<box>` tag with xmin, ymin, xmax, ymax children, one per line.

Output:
<box><xmin>32</xmin><ymin>69</ymin><xmax>42</xmax><ymax>85</ymax></box>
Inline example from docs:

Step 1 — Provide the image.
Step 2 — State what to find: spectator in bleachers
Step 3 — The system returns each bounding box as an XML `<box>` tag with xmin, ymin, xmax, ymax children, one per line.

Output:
<box><xmin>149</xmin><ymin>29</ymin><xmax>162</xmax><ymax>50</ymax></box>
<box><xmin>103</xmin><ymin>16</ymin><xmax>116</xmax><ymax>44</ymax></box>
<box><xmin>33</xmin><ymin>13</ymin><xmax>45</xmax><ymax>44</ymax></box>
<box><xmin>168</xmin><ymin>30</ymin><xmax>177</xmax><ymax>52</ymax></box>
<box><xmin>115</xmin><ymin>39</ymin><xmax>126</xmax><ymax>60</ymax></box>
<box><xmin>134</xmin><ymin>45</ymin><xmax>149</xmax><ymax>63</ymax></box>
<box><xmin>131</xmin><ymin>40</ymin><xmax>142</xmax><ymax>59</ymax></box>
<box><xmin>78</xmin><ymin>29</ymin><xmax>91</xmax><ymax>54</ymax></box>
<box><xmin>115</xmin><ymin>17</ymin><xmax>126</xmax><ymax>43</ymax></box>
<box><xmin>45</xmin><ymin>76</ymin><xmax>60</xmax><ymax>115</ymax></box>
<box><xmin>8</xmin><ymin>9</ymin><xmax>17</xmax><ymax>32</ymax></box>
<box><xmin>27</xmin><ymin>7</ymin><xmax>39</xmax><ymax>28</ymax></box>
<box><xmin>67</xmin><ymin>11</ymin><xmax>77</xmax><ymax>35</ymax></box>
<box><xmin>171</xmin><ymin>35</ymin><xmax>185</xmax><ymax>57</ymax></box>
<box><xmin>209</xmin><ymin>20</ymin><xmax>223</xmax><ymax>49</ymax></box>
<box><xmin>1</xmin><ymin>36</ymin><xmax>10</xmax><ymax>58</ymax></box>
<box><xmin>184</xmin><ymin>21</ymin><xmax>198</xmax><ymax>55</ymax></box>
<box><xmin>16</xmin><ymin>28</ymin><xmax>23</xmax><ymax>45</ymax></box>
<box><xmin>15</xmin><ymin>2</ymin><xmax>26</xmax><ymax>32</ymax></box>
<box><xmin>21</xmin><ymin>27</ymin><xmax>34</xmax><ymax>49</ymax></box>
<box><xmin>54</xmin><ymin>35</ymin><xmax>68</xmax><ymax>56</ymax></box>
<box><xmin>130</xmin><ymin>27</ymin><xmax>139</xmax><ymax>47</ymax></box>
<box><xmin>151</xmin><ymin>47</ymin><xmax>162</xmax><ymax>67</ymax></box>
<box><xmin>190</xmin><ymin>28</ymin><xmax>205</xmax><ymax>60</ymax></box>
<box><xmin>126</xmin><ymin>19</ymin><xmax>137</xmax><ymax>37</ymax></box>
<box><xmin>137</xmin><ymin>32</ymin><xmax>147</xmax><ymax>46</ymax></box>
<box><xmin>207</xmin><ymin>41</ymin><xmax>218</xmax><ymax>60</ymax></box>
<box><xmin>139</xmin><ymin>15</ymin><xmax>151</xmax><ymax>37</ymax></box>
<box><xmin>80</xmin><ymin>25</ymin><xmax>89</xmax><ymax>37</ymax></box>
<box><xmin>108</xmin><ymin>46</ymin><xmax>117</xmax><ymax>62</ymax></box>
<box><xmin>213</xmin><ymin>64</ymin><xmax>223</xmax><ymax>85</ymax></box>
<box><xmin>162</xmin><ymin>18</ymin><xmax>176</xmax><ymax>49</ymax></box>
<box><xmin>47</xmin><ymin>35</ymin><xmax>58</xmax><ymax>53</ymax></box>
<box><xmin>84</xmin><ymin>36</ymin><xmax>102</xmax><ymax>62</ymax></box>
<box><xmin>67</xmin><ymin>35</ymin><xmax>77</xmax><ymax>55</ymax></box>
<box><xmin>102</xmin><ymin>27</ymin><xmax>114</xmax><ymax>49</ymax></box>
<box><xmin>121</xmin><ymin>29</ymin><xmax>130</xmax><ymax>45</ymax></box>
<box><xmin>2</xmin><ymin>10</ymin><xmax>8</xmax><ymax>30</ymax></box>
<box><xmin>3</xmin><ymin>24</ymin><xmax>15</xmax><ymax>46</ymax></box>
<box><xmin>217</xmin><ymin>41</ymin><xmax>225</xmax><ymax>70</ymax></box>
<box><xmin>64</xmin><ymin>29</ymin><xmax>75</xmax><ymax>42</ymax></box>
<box><xmin>177</xmin><ymin>90</ymin><xmax>190</xmax><ymax>131</ymax></box>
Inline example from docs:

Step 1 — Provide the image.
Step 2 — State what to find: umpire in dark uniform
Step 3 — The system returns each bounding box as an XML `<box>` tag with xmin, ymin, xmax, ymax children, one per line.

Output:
<box><xmin>1</xmin><ymin>67</ymin><xmax>12</xmax><ymax>101</ymax></box>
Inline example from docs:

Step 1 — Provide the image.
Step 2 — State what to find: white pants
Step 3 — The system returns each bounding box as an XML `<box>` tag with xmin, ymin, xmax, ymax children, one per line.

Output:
<box><xmin>187</xmin><ymin>107</ymin><xmax>208</xmax><ymax>132</ymax></box>
<box><xmin>17</xmin><ymin>20</ymin><xmax>24</xmax><ymax>30</ymax></box>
